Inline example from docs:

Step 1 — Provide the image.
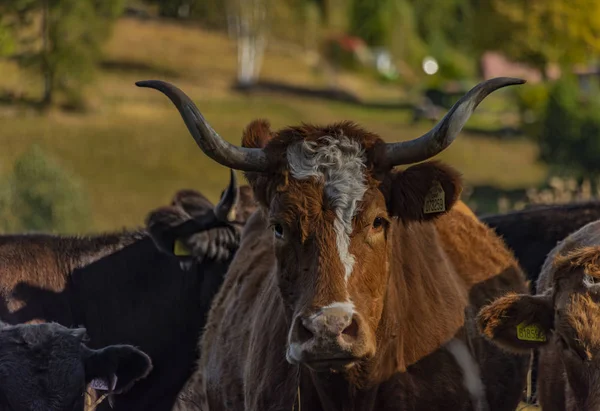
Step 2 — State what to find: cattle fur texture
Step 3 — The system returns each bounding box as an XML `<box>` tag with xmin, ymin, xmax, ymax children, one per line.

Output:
<box><xmin>177</xmin><ymin>121</ymin><xmax>529</xmax><ymax>411</ymax></box>
<box><xmin>480</xmin><ymin>200</ymin><xmax>600</xmax><ymax>404</ymax></box>
<box><xmin>0</xmin><ymin>321</ymin><xmax>152</xmax><ymax>411</ymax></box>
<box><xmin>478</xmin><ymin>219</ymin><xmax>600</xmax><ymax>411</ymax></box>
<box><xmin>481</xmin><ymin>201</ymin><xmax>600</xmax><ymax>290</ymax></box>
<box><xmin>0</xmin><ymin>184</ymin><xmax>256</xmax><ymax>411</ymax></box>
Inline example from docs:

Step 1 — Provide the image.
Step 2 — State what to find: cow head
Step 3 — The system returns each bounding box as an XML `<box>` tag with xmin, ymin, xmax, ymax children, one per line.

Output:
<box><xmin>478</xmin><ymin>246</ymin><xmax>600</xmax><ymax>409</ymax></box>
<box><xmin>0</xmin><ymin>321</ymin><xmax>152</xmax><ymax>410</ymax></box>
<box><xmin>146</xmin><ymin>170</ymin><xmax>257</xmax><ymax>269</ymax></box>
<box><xmin>137</xmin><ymin>78</ymin><xmax>524</xmax><ymax>374</ymax></box>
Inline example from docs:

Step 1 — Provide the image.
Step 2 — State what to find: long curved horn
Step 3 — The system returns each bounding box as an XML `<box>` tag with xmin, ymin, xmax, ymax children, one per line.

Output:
<box><xmin>214</xmin><ymin>169</ymin><xmax>239</xmax><ymax>222</ymax></box>
<box><xmin>384</xmin><ymin>77</ymin><xmax>525</xmax><ymax>167</ymax></box>
<box><xmin>135</xmin><ymin>80</ymin><xmax>269</xmax><ymax>172</ymax></box>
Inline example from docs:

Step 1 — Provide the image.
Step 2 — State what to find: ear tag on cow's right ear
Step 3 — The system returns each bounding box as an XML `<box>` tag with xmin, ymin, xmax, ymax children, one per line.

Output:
<box><xmin>89</xmin><ymin>375</ymin><xmax>117</xmax><ymax>392</ymax></box>
<box><xmin>516</xmin><ymin>322</ymin><xmax>547</xmax><ymax>342</ymax></box>
<box><xmin>423</xmin><ymin>181</ymin><xmax>446</xmax><ymax>214</ymax></box>
<box><xmin>173</xmin><ymin>239</ymin><xmax>191</xmax><ymax>256</ymax></box>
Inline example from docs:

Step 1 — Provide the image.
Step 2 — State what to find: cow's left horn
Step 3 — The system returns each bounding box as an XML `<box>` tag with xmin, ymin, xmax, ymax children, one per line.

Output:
<box><xmin>135</xmin><ymin>80</ymin><xmax>270</xmax><ymax>172</ymax></box>
<box><xmin>214</xmin><ymin>169</ymin><xmax>239</xmax><ymax>222</ymax></box>
<box><xmin>383</xmin><ymin>77</ymin><xmax>525</xmax><ymax>167</ymax></box>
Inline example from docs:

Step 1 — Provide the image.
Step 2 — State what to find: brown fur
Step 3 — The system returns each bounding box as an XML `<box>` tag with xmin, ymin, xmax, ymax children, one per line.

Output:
<box><xmin>554</xmin><ymin>246</ymin><xmax>600</xmax><ymax>279</ymax></box>
<box><xmin>188</xmin><ymin>122</ymin><xmax>528</xmax><ymax>411</ymax></box>
<box><xmin>478</xmin><ymin>219</ymin><xmax>600</xmax><ymax>410</ymax></box>
<box><xmin>454</xmin><ymin>200</ymin><xmax>477</xmax><ymax>220</ymax></box>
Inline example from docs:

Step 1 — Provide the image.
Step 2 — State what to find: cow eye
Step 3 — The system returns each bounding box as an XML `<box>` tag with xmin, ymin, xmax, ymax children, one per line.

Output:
<box><xmin>372</xmin><ymin>217</ymin><xmax>384</xmax><ymax>230</ymax></box>
<box><xmin>272</xmin><ymin>223</ymin><xmax>284</xmax><ymax>239</ymax></box>
<box><xmin>584</xmin><ymin>274</ymin><xmax>600</xmax><ymax>287</ymax></box>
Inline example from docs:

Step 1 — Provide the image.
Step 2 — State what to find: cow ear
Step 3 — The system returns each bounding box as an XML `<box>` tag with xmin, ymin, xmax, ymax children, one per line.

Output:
<box><xmin>477</xmin><ymin>293</ymin><xmax>553</xmax><ymax>353</ymax></box>
<box><xmin>241</xmin><ymin>120</ymin><xmax>277</xmax><ymax>209</ymax></box>
<box><xmin>146</xmin><ymin>206</ymin><xmax>194</xmax><ymax>258</ymax></box>
<box><xmin>171</xmin><ymin>189</ymin><xmax>212</xmax><ymax>217</ymax></box>
<box><xmin>83</xmin><ymin>345</ymin><xmax>152</xmax><ymax>394</ymax></box>
<box><xmin>389</xmin><ymin>161</ymin><xmax>463</xmax><ymax>222</ymax></box>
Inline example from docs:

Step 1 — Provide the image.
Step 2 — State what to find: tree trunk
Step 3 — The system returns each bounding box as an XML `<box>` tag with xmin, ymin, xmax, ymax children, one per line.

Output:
<box><xmin>226</xmin><ymin>0</ymin><xmax>269</xmax><ymax>88</ymax></box>
<box><xmin>41</xmin><ymin>0</ymin><xmax>53</xmax><ymax>106</ymax></box>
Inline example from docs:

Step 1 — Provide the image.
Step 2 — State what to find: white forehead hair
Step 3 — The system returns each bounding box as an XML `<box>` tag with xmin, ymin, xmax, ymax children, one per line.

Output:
<box><xmin>286</xmin><ymin>134</ymin><xmax>367</xmax><ymax>281</ymax></box>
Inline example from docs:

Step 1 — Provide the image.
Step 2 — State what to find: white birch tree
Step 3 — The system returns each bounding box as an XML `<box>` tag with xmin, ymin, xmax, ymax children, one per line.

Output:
<box><xmin>226</xmin><ymin>0</ymin><xmax>270</xmax><ymax>87</ymax></box>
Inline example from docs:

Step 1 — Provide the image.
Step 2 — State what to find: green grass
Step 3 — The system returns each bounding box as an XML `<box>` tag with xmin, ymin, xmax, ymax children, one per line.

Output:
<box><xmin>0</xmin><ymin>17</ymin><xmax>547</xmax><ymax>233</ymax></box>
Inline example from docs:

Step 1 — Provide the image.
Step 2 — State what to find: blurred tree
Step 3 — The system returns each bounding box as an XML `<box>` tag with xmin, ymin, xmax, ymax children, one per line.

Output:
<box><xmin>538</xmin><ymin>76</ymin><xmax>600</xmax><ymax>179</ymax></box>
<box><xmin>409</xmin><ymin>0</ymin><xmax>476</xmax><ymax>80</ymax></box>
<box><xmin>348</xmin><ymin>0</ymin><xmax>394</xmax><ymax>47</ymax></box>
<box><xmin>0</xmin><ymin>145</ymin><xmax>91</xmax><ymax>233</ymax></box>
<box><xmin>142</xmin><ymin>0</ymin><xmax>227</xmax><ymax>28</ymax></box>
<box><xmin>470</xmin><ymin>0</ymin><xmax>600</xmax><ymax>76</ymax></box>
<box><xmin>226</xmin><ymin>0</ymin><xmax>271</xmax><ymax>87</ymax></box>
<box><xmin>0</xmin><ymin>0</ymin><xmax>125</xmax><ymax>108</ymax></box>
<box><xmin>345</xmin><ymin>0</ymin><xmax>476</xmax><ymax>82</ymax></box>
<box><xmin>0</xmin><ymin>20</ymin><xmax>15</xmax><ymax>57</ymax></box>
<box><xmin>271</xmin><ymin>0</ymin><xmax>326</xmax><ymax>49</ymax></box>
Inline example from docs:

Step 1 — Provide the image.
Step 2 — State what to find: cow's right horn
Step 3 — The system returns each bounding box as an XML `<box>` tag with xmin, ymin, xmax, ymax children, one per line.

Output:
<box><xmin>136</xmin><ymin>80</ymin><xmax>270</xmax><ymax>172</ymax></box>
<box><xmin>383</xmin><ymin>77</ymin><xmax>525</xmax><ymax>167</ymax></box>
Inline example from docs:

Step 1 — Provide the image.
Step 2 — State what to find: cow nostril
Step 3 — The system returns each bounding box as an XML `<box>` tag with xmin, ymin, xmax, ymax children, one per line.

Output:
<box><xmin>297</xmin><ymin>320</ymin><xmax>313</xmax><ymax>343</ymax></box>
<box><xmin>342</xmin><ymin>318</ymin><xmax>359</xmax><ymax>338</ymax></box>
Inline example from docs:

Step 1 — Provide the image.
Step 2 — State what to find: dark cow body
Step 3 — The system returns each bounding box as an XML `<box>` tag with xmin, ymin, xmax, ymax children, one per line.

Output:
<box><xmin>0</xmin><ymin>321</ymin><xmax>152</xmax><ymax>411</ymax></box>
<box><xmin>0</xmin><ymin>176</ymin><xmax>256</xmax><ymax>411</ymax></box>
<box><xmin>481</xmin><ymin>201</ymin><xmax>600</xmax><ymax>291</ymax></box>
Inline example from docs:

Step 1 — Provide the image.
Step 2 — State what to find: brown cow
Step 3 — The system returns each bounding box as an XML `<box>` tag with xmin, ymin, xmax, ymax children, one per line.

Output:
<box><xmin>138</xmin><ymin>78</ymin><xmax>530</xmax><ymax>411</ymax></box>
<box><xmin>479</xmin><ymin>219</ymin><xmax>600</xmax><ymax>411</ymax></box>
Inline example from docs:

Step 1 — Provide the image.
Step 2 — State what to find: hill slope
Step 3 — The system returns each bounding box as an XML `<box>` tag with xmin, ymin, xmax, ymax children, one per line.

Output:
<box><xmin>0</xmin><ymin>17</ymin><xmax>545</xmax><ymax>232</ymax></box>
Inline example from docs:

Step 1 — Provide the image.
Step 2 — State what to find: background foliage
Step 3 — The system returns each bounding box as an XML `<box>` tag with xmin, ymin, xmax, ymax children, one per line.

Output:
<box><xmin>0</xmin><ymin>146</ymin><xmax>91</xmax><ymax>232</ymax></box>
<box><xmin>0</xmin><ymin>0</ymin><xmax>599</xmax><ymax>231</ymax></box>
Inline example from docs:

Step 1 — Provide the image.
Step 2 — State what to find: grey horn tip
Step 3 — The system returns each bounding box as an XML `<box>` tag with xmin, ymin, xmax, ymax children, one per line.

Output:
<box><xmin>135</xmin><ymin>80</ymin><xmax>166</xmax><ymax>89</ymax></box>
<box><xmin>486</xmin><ymin>77</ymin><xmax>526</xmax><ymax>88</ymax></box>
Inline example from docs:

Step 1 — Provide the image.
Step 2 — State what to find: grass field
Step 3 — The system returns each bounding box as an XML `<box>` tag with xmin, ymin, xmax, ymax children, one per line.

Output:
<box><xmin>0</xmin><ymin>17</ymin><xmax>546</xmax><ymax>233</ymax></box>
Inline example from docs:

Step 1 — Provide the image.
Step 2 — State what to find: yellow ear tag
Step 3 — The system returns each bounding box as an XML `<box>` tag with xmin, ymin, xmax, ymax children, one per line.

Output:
<box><xmin>173</xmin><ymin>239</ymin><xmax>191</xmax><ymax>256</ymax></box>
<box><xmin>516</xmin><ymin>322</ymin><xmax>547</xmax><ymax>342</ymax></box>
<box><xmin>227</xmin><ymin>208</ymin><xmax>237</xmax><ymax>222</ymax></box>
<box><xmin>423</xmin><ymin>181</ymin><xmax>446</xmax><ymax>214</ymax></box>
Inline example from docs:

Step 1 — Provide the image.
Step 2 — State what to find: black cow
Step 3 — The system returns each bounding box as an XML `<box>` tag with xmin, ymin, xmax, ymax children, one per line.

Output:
<box><xmin>480</xmin><ymin>200</ymin><xmax>600</xmax><ymax>404</ymax></box>
<box><xmin>0</xmin><ymin>321</ymin><xmax>152</xmax><ymax>411</ymax></box>
<box><xmin>0</xmin><ymin>171</ymin><xmax>257</xmax><ymax>411</ymax></box>
<box><xmin>480</xmin><ymin>201</ymin><xmax>600</xmax><ymax>291</ymax></box>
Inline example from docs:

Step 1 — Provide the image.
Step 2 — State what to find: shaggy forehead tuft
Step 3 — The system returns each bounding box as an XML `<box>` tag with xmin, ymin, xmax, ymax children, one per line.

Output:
<box><xmin>286</xmin><ymin>134</ymin><xmax>367</xmax><ymax>280</ymax></box>
<box><xmin>286</xmin><ymin>134</ymin><xmax>367</xmax><ymax>227</ymax></box>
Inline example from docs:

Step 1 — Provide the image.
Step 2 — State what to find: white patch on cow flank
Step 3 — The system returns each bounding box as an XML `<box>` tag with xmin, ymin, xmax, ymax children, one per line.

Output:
<box><xmin>287</xmin><ymin>135</ymin><xmax>367</xmax><ymax>282</ymax></box>
<box><xmin>446</xmin><ymin>338</ymin><xmax>489</xmax><ymax>411</ymax></box>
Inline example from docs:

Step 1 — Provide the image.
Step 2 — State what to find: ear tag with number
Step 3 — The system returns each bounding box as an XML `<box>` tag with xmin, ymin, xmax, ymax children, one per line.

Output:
<box><xmin>89</xmin><ymin>375</ymin><xmax>117</xmax><ymax>392</ymax></box>
<box><xmin>516</xmin><ymin>322</ymin><xmax>546</xmax><ymax>342</ymax></box>
<box><xmin>423</xmin><ymin>181</ymin><xmax>446</xmax><ymax>214</ymax></box>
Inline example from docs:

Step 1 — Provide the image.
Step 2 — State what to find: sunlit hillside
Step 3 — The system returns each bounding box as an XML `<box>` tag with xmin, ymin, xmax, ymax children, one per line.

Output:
<box><xmin>0</xmin><ymin>16</ymin><xmax>546</xmax><ymax>232</ymax></box>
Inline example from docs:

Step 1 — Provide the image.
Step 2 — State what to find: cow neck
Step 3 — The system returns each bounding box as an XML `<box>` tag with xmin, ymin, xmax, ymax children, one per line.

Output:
<box><xmin>303</xmin><ymin>367</ymin><xmax>380</xmax><ymax>411</ymax></box>
<box><xmin>376</xmin><ymin>219</ymin><xmax>468</xmax><ymax>374</ymax></box>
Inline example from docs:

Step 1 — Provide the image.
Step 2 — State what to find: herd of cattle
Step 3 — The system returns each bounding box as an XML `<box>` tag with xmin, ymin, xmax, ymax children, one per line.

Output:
<box><xmin>3</xmin><ymin>77</ymin><xmax>600</xmax><ymax>411</ymax></box>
